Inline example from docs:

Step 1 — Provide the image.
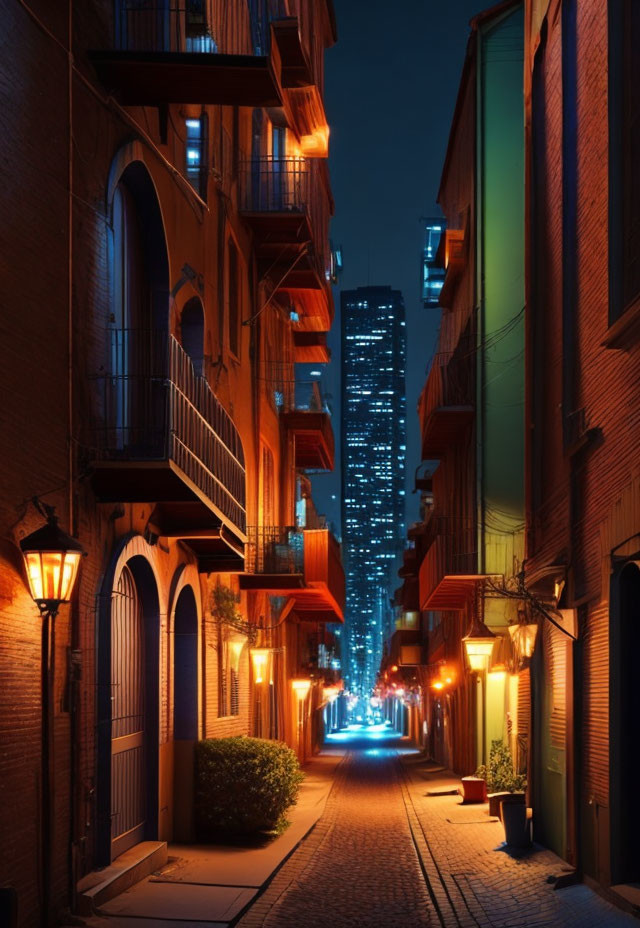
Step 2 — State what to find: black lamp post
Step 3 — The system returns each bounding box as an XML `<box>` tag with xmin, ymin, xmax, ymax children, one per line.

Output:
<box><xmin>20</xmin><ymin>505</ymin><xmax>84</xmax><ymax>928</ymax></box>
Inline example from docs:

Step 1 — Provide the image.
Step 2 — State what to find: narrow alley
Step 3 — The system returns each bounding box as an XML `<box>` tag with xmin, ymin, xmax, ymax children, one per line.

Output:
<box><xmin>238</xmin><ymin>725</ymin><xmax>638</xmax><ymax>928</ymax></box>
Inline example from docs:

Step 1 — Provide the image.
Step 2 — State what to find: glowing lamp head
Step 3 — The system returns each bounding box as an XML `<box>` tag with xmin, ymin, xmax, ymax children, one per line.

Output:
<box><xmin>229</xmin><ymin>639</ymin><xmax>245</xmax><ymax>672</ymax></box>
<box><xmin>463</xmin><ymin>615</ymin><xmax>497</xmax><ymax>672</ymax></box>
<box><xmin>432</xmin><ymin>680</ymin><xmax>444</xmax><ymax>691</ymax></box>
<box><xmin>508</xmin><ymin>620</ymin><xmax>539</xmax><ymax>659</ymax></box>
<box><xmin>396</xmin><ymin>687</ymin><xmax>405</xmax><ymax>697</ymax></box>
<box><xmin>292</xmin><ymin>678</ymin><xmax>311</xmax><ymax>700</ymax></box>
<box><xmin>390</xmin><ymin>664</ymin><xmax>398</xmax><ymax>673</ymax></box>
<box><xmin>250</xmin><ymin>648</ymin><xmax>270</xmax><ymax>684</ymax></box>
<box><xmin>323</xmin><ymin>685</ymin><xmax>340</xmax><ymax>703</ymax></box>
<box><xmin>20</xmin><ymin>511</ymin><xmax>84</xmax><ymax>613</ymax></box>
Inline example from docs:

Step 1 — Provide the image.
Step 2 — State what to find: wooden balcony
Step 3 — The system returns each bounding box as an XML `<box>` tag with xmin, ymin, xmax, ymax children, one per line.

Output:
<box><xmin>240</xmin><ymin>158</ymin><xmax>332</xmax><ymax>292</ymax></box>
<box><xmin>239</xmin><ymin>527</ymin><xmax>344</xmax><ymax>622</ymax></box>
<box><xmin>283</xmin><ymin>381</ymin><xmax>334</xmax><ymax>471</ymax></box>
<box><xmin>419</xmin><ymin>350</ymin><xmax>474</xmax><ymax>459</ymax></box>
<box><xmin>398</xmin><ymin>547</ymin><xmax>418</xmax><ymax>579</ymax></box>
<box><xmin>418</xmin><ymin>524</ymin><xmax>479</xmax><ymax>611</ymax></box>
<box><xmin>272</xmin><ymin>17</ymin><xmax>313</xmax><ymax>87</ymax></box>
<box><xmin>90</xmin><ymin>3</ymin><xmax>285</xmax><ymax>107</ymax></box>
<box><xmin>90</xmin><ymin>332</ymin><xmax>246</xmax><ymax>567</ymax></box>
<box><xmin>293</xmin><ymin>331</ymin><xmax>330</xmax><ymax>364</ymax></box>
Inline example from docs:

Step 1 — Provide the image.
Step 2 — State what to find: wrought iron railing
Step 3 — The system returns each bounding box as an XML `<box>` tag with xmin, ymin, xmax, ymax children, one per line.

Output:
<box><xmin>93</xmin><ymin>329</ymin><xmax>246</xmax><ymax>534</ymax></box>
<box><xmin>244</xmin><ymin>526</ymin><xmax>304</xmax><ymax>574</ymax></box>
<box><xmin>114</xmin><ymin>1</ymin><xmax>218</xmax><ymax>53</ymax></box>
<box><xmin>260</xmin><ymin>363</ymin><xmax>330</xmax><ymax>416</ymax></box>
<box><xmin>240</xmin><ymin>157</ymin><xmax>309</xmax><ymax>213</ymax></box>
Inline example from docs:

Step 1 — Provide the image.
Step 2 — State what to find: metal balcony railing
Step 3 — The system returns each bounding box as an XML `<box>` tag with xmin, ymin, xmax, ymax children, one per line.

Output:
<box><xmin>114</xmin><ymin>1</ymin><xmax>219</xmax><ymax>53</ymax></box>
<box><xmin>93</xmin><ymin>329</ymin><xmax>246</xmax><ymax>533</ymax></box>
<box><xmin>244</xmin><ymin>526</ymin><xmax>304</xmax><ymax>574</ymax></box>
<box><xmin>261</xmin><ymin>363</ymin><xmax>330</xmax><ymax>416</ymax></box>
<box><xmin>426</xmin><ymin>347</ymin><xmax>474</xmax><ymax>410</ymax></box>
<box><xmin>240</xmin><ymin>157</ymin><xmax>309</xmax><ymax>213</ymax></box>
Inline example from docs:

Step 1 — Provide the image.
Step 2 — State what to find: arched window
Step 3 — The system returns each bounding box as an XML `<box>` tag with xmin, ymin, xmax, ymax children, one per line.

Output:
<box><xmin>181</xmin><ymin>297</ymin><xmax>205</xmax><ymax>376</ymax></box>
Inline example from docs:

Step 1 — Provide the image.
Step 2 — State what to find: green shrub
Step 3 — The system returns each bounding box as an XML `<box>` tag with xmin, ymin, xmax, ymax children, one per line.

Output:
<box><xmin>475</xmin><ymin>739</ymin><xmax>526</xmax><ymax>793</ymax></box>
<box><xmin>194</xmin><ymin>736</ymin><xmax>304</xmax><ymax>838</ymax></box>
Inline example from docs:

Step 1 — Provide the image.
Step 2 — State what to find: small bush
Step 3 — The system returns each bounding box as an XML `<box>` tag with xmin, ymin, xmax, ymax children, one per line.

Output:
<box><xmin>194</xmin><ymin>736</ymin><xmax>304</xmax><ymax>838</ymax></box>
<box><xmin>475</xmin><ymin>739</ymin><xmax>526</xmax><ymax>793</ymax></box>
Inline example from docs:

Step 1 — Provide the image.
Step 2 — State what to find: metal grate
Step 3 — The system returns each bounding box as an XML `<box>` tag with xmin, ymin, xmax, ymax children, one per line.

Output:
<box><xmin>244</xmin><ymin>526</ymin><xmax>304</xmax><ymax>575</ymax></box>
<box><xmin>92</xmin><ymin>329</ymin><xmax>246</xmax><ymax>533</ymax></box>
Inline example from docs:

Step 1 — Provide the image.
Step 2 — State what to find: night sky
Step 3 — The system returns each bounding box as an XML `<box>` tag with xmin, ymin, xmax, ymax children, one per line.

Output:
<box><xmin>312</xmin><ymin>0</ymin><xmax>482</xmax><ymax>533</ymax></box>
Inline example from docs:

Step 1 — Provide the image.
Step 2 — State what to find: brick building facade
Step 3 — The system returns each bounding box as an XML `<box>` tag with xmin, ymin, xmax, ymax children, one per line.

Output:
<box><xmin>0</xmin><ymin>1</ymin><xmax>343</xmax><ymax>924</ymax></box>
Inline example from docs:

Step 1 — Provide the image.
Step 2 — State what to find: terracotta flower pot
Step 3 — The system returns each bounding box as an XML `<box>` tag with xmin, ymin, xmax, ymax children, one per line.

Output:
<box><xmin>460</xmin><ymin>776</ymin><xmax>487</xmax><ymax>803</ymax></box>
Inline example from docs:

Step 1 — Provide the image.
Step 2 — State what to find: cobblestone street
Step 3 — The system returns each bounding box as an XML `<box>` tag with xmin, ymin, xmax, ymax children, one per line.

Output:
<box><xmin>238</xmin><ymin>728</ymin><xmax>433</xmax><ymax>928</ymax></box>
<box><xmin>239</xmin><ymin>726</ymin><xmax>639</xmax><ymax>928</ymax></box>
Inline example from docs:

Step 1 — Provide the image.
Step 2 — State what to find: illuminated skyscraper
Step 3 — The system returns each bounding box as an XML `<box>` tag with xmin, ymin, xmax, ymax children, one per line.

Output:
<box><xmin>341</xmin><ymin>286</ymin><xmax>406</xmax><ymax>696</ymax></box>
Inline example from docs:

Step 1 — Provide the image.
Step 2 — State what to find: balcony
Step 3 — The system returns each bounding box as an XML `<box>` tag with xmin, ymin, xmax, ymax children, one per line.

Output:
<box><xmin>419</xmin><ymin>520</ymin><xmax>478</xmax><ymax>611</ymax></box>
<box><xmin>293</xmin><ymin>331</ymin><xmax>330</xmax><ymax>364</ymax></box>
<box><xmin>419</xmin><ymin>349</ymin><xmax>474</xmax><ymax>459</ymax></box>
<box><xmin>90</xmin><ymin>331</ymin><xmax>246</xmax><ymax>568</ymax></box>
<box><xmin>387</xmin><ymin>611</ymin><xmax>422</xmax><ymax>666</ymax></box>
<box><xmin>438</xmin><ymin>229</ymin><xmax>466</xmax><ymax>309</ymax></box>
<box><xmin>240</xmin><ymin>158</ymin><xmax>332</xmax><ymax>293</ymax></box>
<box><xmin>90</xmin><ymin>1</ymin><xmax>284</xmax><ymax>107</ymax></box>
<box><xmin>398</xmin><ymin>547</ymin><xmax>418</xmax><ymax>579</ymax></box>
<box><xmin>239</xmin><ymin>526</ymin><xmax>345</xmax><ymax>622</ymax></box>
<box><xmin>283</xmin><ymin>380</ymin><xmax>334</xmax><ymax>470</ymax></box>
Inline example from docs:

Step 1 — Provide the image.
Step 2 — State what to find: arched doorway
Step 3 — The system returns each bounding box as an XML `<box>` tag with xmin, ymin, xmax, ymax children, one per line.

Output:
<box><xmin>173</xmin><ymin>586</ymin><xmax>198</xmax><ymax>740</ymax></box>
<box><xmin>108</xmin><ymin>555</ymin><xmax>160</xmax><ymax>861</ymax></box>
<box><xmin>611</xmin><ymin>561</ymin><xmax>640</xmax><ymax>884</ymax></box>
<box><xmin>172</xmin><ymin>585</ymin><xmax>199</xmax><ymax>842</ymax></box>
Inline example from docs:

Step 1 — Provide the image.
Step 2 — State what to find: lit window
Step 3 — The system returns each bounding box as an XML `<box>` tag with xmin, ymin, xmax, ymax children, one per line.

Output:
<box><xmin>185</xmin><ymin>117</ymin><xmax>207</xmax><ymax>199</ymax></box>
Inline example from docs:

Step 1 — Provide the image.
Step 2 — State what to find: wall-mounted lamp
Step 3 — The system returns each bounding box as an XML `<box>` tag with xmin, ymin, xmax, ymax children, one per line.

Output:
<box><xmin>250</xmin><ymin>648</ymin><xmax>270</xmax><ymax>684</ymax></box>
<box><xmin>291</xmin><ymin>678</ymin><xmax>311</xmax><ymax>700</ymax></box>
<box><xmin>462</xmin><ymin>614</ymin><xmax>496</xmax><ymax>672</ymax></box>
<box><xmin>508</xmin><ymin>611</ymin><xmax>539</xmax><ymax>661</ymax></box>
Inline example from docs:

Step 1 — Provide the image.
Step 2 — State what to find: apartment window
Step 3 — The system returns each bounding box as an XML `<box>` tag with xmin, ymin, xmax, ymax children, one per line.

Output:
<box><xmin>218</xmin><ymin>637</ymin><xmax>241</xmax><ymax>718</ymax></box>
<box><xmin>261</xmin><ymin>445</ymin><xmax>275</xmax><ymax>526</ymax></box>
<box><xmin>610</xmin><ymin>0</ymin><xmax>640</xmax><ymax>322</ymax></box>
<box><xmin>228</xmin><ymin>239</ymin><xmax>240</xmax><ymax>357</ymax></box>
<box><xmin>186</xmin><ymin>116</ymin><xmax>207</xmax><ymax>199</ymax></box>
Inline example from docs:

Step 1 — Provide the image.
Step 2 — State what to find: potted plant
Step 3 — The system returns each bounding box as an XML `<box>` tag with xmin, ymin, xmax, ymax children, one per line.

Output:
<box><xmin>475</xmin><ymin>739</ymin><xmax>526</xmax><ymax>818</ymax></box>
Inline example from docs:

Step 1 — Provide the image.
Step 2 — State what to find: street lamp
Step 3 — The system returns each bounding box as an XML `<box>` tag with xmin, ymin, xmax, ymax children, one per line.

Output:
<box><xmin>462</xmin><ymin>614</ymin><xmax>496</xmax><ymax>766</ymax></box>
<box><xmin>21</xmin><ymin>508</ymin><xmax>84</xmax><ymax>615</ymax></box>
<box><xmin>292</xmin><ymin>679</ymin><xmax>311</xmax><ymax>762</ymax></box>
<box><xmin>250</xmin><ymin>648</ymin><xmax>270</xmax><ymax>684</ymax></box>
<box><xmin>20</xmin><ymin>505</ymin><xmax>84</xmax><ymax>928</ymax></box>
<box><xmin>462</xmin><ymin>614</ymin><xmax>497</xmax><ymax>672</ymax></box>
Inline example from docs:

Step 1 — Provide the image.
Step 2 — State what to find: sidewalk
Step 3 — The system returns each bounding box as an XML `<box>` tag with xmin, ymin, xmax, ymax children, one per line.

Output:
<box><xmin>399</xmin><ymin>753</ymin><xmax>639</xmax><ymax>928</ymax></box>
<box><xmin>69</xmin><ymin>751</ymin><xmax>344</xmax><ymax>928</ymax></box>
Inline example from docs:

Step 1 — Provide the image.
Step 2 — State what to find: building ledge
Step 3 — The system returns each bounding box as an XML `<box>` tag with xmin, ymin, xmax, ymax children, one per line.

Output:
<box><xmin>602</xmin><ymin>295</ymin><xmax>640</xmax><ymax>349</ymax></box>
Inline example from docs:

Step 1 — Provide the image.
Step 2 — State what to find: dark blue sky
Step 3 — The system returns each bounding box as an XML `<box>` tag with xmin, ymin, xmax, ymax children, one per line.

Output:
<box><xmin>312</xmin><ymin>0</ymin><xmax>482</xmax><ymax>532</ymax></box>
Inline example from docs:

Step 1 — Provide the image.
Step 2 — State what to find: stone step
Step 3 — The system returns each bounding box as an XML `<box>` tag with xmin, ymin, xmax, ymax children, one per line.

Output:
<box><xmin>76</xmin><ymin>841</ymin><xmax>168</xmax><ymax>916</ymax></box>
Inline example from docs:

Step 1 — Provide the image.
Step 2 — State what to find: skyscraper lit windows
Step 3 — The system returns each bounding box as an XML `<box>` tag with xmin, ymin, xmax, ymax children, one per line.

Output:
<box><xmin>341</xmin><ymin>286</ymin><xmax>406</xmax><ymax>697</ymax></box>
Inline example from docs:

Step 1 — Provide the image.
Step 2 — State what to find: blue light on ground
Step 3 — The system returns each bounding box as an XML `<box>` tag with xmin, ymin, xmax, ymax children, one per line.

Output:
<box><xmin>326</xmin><ymin>723</ymin><xmax>401</xmax><ymax>744</ymax></box>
